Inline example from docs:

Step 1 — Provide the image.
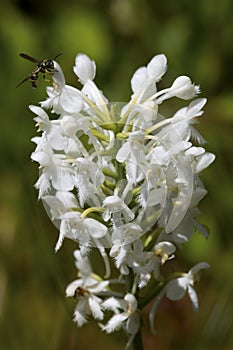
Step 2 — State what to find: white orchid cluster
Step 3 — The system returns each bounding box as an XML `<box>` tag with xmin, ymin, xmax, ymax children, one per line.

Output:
<box><xmin>30</xmin><ymin>53</ymin><xmax>215</xmax><ymax>349</ymax></box>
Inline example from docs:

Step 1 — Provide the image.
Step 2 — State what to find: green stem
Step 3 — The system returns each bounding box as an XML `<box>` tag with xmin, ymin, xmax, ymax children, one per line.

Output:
<box><xmin>133</xmin><ymin>327</ymin><xmax>143</xmax><ymax>350</ymax></box>
<box><xmin>138</xmin><ymin>282</ymin><xmax>165</xmax><ymax>309</ymax></box>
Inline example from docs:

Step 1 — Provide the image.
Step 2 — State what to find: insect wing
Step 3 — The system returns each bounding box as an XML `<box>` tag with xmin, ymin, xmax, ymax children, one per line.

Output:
<box><xmin>19</xmin><ymin>53</ymin><xmax>40</xmax><ymax>63</ymax></box>
<box><xmin>16</xmin><ymin>75</ymin><xmax>31</xmax><ymax>88</ymax></box>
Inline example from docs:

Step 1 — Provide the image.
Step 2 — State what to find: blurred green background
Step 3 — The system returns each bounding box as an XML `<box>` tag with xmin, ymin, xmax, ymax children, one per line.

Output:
<box><xmin>0</xmin><ymin>0</ymin><xmax>233</xmax><ymax>349</ymax></box>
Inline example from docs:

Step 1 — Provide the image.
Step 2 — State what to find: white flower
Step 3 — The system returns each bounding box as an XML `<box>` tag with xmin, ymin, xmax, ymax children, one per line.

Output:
<box><xmin>170</xmin><ymin>76</ymin><xmax>200</xmax><ymax>99</ymax></box>
<box><xmin>103</xmin><ymin>195</ymin><xmax>135</xmax><ymax>225</ymax></box>
<box><xmin>31</xmin><ymin>144</ymin><xmax>75</xmax><ymax>197</ymax></box>
<box><xmin>152</xmin><ymin>241</ymin><xmax>175</xmax><ymax>277</ymax></box>
<box><xmin>56</xmin><ymin>211</ymin><xmax>108</xmax><ymax>252</ymax></box>
<box><xmin>153</xmin><ymin>241</ymin><xmax>176</xmax><ymax>265</ymax></box>
<box><xmin>116</xmin><ymin>131</ymin><xmax>146</xmax><ymax>184</ymax></box>
<box><xmin>172</xmin><ymin>98</ymin><xmax>207</xmax><ymax>123</ymax></box>
<box><xmin>51</xmin><ymin>61</ymin><xmax>65</xmax><ymax>88</ymax></box>
<box><xmin>73</xmin><ymin>53</ymin><xmax>96</xmax><ymax>84</ymax></box>
<box><xmin>101</xmin><ymin>293</ymin><xmax>140</xmax><ymax>335</ymax></box>
<box><xmin>29</xmin><ymin>51</ymin><xmax>215</xmax><ymax>343</ymax></box>
<box><xmin>131</xmin><ymin>66</ymin><xmax>149</xmax><ymax>95</ymax></box>
<box><xmin>40</xmin><ymin>61</ymin><xmax>84</xmax><ymax>115</ymax></box>
<box><xmin>43</xmin><ymin>191</ymin><xmax>79</xmax><ymax>221</ymax></box>
<box><xmin>165</xmin><ymin>262</ymin><xmax>210</xmax><ymax>310</ymax></box>
<box><xmin>66</xmin><ymin>250</ymin><xmax>109</xmax><ymax>326</ymax></box>
<box><xmin>131</xmin><ymin>54</ymin><xmax>167</xmax><ymax>103</ymax></box>
<box><xmin>155</xmin><ymin>76</ymin><xmax>200</xmax><ymax>104</ymax></box>
<box><xmin>147</xmin><ymin>54</ymin><xmax>167</xmax><ymax>81</ymax></box>
<box><xmin>82</xmin><ymin>80</ymin><xmax>109</xmax><ymax>110</ymax></box>
<box><xmin>29</xmin><ymin>105</ymin><xmax>51</xmax><ymax>132</ymax></box>
<box><xmin>111</xmin><ymin>222</ymin><xmax>143</xmax><ymax>245</ymax></box>
<box><xmin>73</xmin><ymin>157</ymin><xmax>105</xmax><ymax>207</ymax></box>
<box><xmin>185</xmin><ymin>147</ymin><xmax>216</xmax><ymax>173</ymax></box>
<box><xmin>110</xmin><ymin>239</ymin><xmax>152</xmax><ymax>288</ymax></box>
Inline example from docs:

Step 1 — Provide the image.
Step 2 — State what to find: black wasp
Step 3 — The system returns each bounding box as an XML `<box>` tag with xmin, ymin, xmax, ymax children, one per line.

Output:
<box><xmin>16</xmin><ymin>53</ymin><xmax>62</xmax><ymax>88</ymax></box>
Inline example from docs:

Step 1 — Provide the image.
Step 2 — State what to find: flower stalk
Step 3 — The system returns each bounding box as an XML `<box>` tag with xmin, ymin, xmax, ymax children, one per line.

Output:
<box><xmin>30</xmin><ymin>52</ymin><xmax>215</xmax><ymax>349</ymax></box>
